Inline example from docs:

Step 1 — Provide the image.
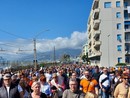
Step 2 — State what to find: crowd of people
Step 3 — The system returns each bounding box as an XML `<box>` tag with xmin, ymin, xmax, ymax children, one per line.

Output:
<box><xmin>0</xmin><ymin>64</ymin><xmax>130</xmax><ymax>98</ymax></box>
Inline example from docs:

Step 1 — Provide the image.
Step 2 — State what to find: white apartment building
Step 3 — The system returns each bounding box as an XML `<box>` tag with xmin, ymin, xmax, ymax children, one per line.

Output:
<box><xmin>81</xmin><ymin>43</ymin><xmax>88</xmax><ymax>56</ymax></box>
<box><xmin>87</xmin><ymin>0</ymin><xmax>130</xmax><ymax>67</ymax></box>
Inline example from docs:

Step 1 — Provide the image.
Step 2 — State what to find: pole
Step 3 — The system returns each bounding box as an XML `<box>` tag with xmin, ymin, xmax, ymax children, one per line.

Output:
<box><xmin>33</xmin><ymin>29</ymin><xmax>49</xmax><ymax>69</ymax></box>
<box><xmin>33</xmin><ymin>38</ymin><xmax>37</xmax><ymax>69</ymax></box>
<box><xmin>54</xmin><ymin>46</ymin><xmax>56</xmax><ymax>65</ymax></box>
<box><xmin>108</xmin><ymin>34</ymin><xmax>110</xmax><ymax>68</ymax></box>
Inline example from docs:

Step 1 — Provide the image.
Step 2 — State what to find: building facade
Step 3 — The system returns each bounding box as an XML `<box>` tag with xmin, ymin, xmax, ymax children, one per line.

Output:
<box><xmin>81</xmin><ymin>43</ymin><xmax>88</xmax><ymax>56</ymax></box>
<box><xmin>87</xmin><ymin>0</ymin><xmax>130</xmax><ymax>67</ymax></box>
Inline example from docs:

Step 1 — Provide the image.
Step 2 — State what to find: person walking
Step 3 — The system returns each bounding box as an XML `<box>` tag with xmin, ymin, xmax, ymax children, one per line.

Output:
<box><xmin>62</xmin><ymin>78</ymin><xmax>85</xmax><ymax>98</ymax></box>
<box><xmin>31</xmin><ymin>81</ymin><xmax>47</xmax><ymax>98</ymax></box>
<box><xmin>114</xmin><ymin>74</ymin><xmax>130</xmax><ymax>98</ymax></box>
<box><xmin>0</xmin><ymin>73</ymin><xmax>23</xmax><ymax>98</ymax></box>
<box><xmin>80</xmin><ymin>70</ymin><xmax>99</xmax><ymax>96</ymax></box>
<box><xmin>99</xmin><ymin>68</ymin><xmax>111</xmax><ymax>98</ymax></box>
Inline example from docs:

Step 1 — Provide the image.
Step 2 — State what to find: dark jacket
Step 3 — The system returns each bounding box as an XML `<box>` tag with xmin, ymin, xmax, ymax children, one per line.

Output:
<box><xmin>0</xmin><ymin>83</ymin><xmax>20</xmax><ymax>98</ymax></box>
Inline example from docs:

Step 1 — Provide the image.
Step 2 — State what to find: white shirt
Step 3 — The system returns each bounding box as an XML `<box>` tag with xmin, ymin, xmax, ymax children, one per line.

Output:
<box><xmin>44</xmin><ymin>73</ymin><xmax>52</xmax><ymax>82</ymax></box>
<box><xmin>99</xmin><ymin>74</ymin><xmax>110</xmax><ymax>87</ymax></box>
<box><xmin>6</xmin><ymin>86</ymin><xmax>10</xmax><ymax>98</ymax></box>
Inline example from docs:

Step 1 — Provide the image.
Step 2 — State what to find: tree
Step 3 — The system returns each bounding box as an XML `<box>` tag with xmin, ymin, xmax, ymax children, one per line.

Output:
<box><xmin>81</xmin><ymin>52</ymin><xmax>89</xmax><ymax>63</ymax></box>
<box><xmin>60</xmin><ymin>54</ymin><xmax>70</xmax><ymax>63</ymax></box>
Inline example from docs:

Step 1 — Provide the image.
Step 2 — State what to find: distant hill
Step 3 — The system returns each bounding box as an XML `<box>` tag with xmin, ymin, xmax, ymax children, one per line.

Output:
<box><xmin>20</xmin><ymin>48</ymin><xmax>81</xmax><ymax>61</ymax></box>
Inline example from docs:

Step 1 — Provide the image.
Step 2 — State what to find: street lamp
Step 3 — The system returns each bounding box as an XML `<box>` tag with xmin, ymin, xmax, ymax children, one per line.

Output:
<box><xmin>33</xmin><ymin>29</ymin><xmax>49</xmax><ymax>70</ymax></box>
<box><xmin>107</xmin><ymin>34</ymin><xmax>110</xmax><ymax>68</ymax></box>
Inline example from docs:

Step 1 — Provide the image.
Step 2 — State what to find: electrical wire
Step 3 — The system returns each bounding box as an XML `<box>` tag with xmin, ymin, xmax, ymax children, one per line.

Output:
<box><xmin>0</xmin><ymin>29</ymin><xmax>26</xmax><ymax>39</ymax></box>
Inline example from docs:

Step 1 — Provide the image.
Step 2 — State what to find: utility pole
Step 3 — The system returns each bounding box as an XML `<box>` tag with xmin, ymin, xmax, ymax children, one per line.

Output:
<box><xmin>33</xmin><ymin>38</ymin><xmax>37</xmax><ymax>69</ymax></box>
<box><xmin>53</xmin><ymin>46</ymin><xmax>56</xmax><ymax>65</ymax></box>
<box><xmin>33</xmin><ymin>29</ymin><xmax>49</xmax><ymax>69</ymax></box>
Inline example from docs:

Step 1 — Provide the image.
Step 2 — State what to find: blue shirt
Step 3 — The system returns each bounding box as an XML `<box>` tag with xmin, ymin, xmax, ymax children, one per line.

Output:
<box><xmin>40</xmin><ymin>82</ymin><xmax>51</xmax><ymax>96</ymax></box>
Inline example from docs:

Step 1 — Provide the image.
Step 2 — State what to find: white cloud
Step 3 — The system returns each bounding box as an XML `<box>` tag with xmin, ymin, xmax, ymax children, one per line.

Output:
<box><xmin>0</xmin><ymin>31</ymin><xmax>87</xmax><ymax>60</ymax></box>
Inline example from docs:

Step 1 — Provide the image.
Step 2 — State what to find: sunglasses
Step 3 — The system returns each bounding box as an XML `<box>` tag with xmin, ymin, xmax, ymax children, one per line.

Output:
<box><xmin>124</xmin><ymin>78</ymin><xmax>129</xmax><ymax>80</ymax></box>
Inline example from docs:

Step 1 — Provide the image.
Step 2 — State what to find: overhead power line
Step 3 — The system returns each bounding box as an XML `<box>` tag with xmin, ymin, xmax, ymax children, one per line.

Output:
<box><xmin>0</xmin><ymin>29</ymin><xmax>26</xmax><ymax>39</ymax></box>
<box><xmin>0</xmin><ymin>43</ymin><xmax>18</xmax><ymax>47</ymax></box>
<box><xmin>34</xmin><ymin>29</ymin><xmax>50</xmax><ymax>38</ymax></box>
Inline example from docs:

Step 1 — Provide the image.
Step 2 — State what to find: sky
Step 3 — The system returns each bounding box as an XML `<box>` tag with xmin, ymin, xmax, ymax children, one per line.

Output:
<box><xmin>0</xmin><ymin>0</ymin><xmax>93</xmax><ymax>60</ymax></box>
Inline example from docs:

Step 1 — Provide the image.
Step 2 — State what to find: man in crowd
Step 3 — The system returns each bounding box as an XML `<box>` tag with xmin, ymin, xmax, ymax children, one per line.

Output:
<box><xmin>71</xmin><ymin>72</ymin><xmax>80</xmax><ymax>89</ymax></box>
<box><xmin>92</xmin><ymin>66</ymin><xmax>101</xmax><ymax>82</ymax></box>
<box><xmin>80</xmin><ymin>70</ymin><xmax>99</xmax><ymax>96</ymax></box>
<box><xmin>0</xmin><ymin>73</ymin><xmax>23</xmax><ymax>98</ymax></box>
<box><xmin>62</xmin><ymin>78</ymin><xmax>85</xmax><ymax>98</ymax></box>
<box><xmin>99</xmin><ymin>68</ymin><xmax>111</xmax><ymax>98</ymax></box>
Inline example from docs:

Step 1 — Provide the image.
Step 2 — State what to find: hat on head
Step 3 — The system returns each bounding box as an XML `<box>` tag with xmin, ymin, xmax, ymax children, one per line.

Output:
<box><xmin>3</xmin><ymin>73</ymin><xmax>11</xmax><ymax>79</ymax></box>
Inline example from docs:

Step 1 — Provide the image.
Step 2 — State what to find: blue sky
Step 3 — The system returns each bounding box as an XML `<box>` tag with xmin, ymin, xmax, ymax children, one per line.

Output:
<box><xmin>0</xmin><ymin>0</ymin><xmax>93</xmax><ymax>60</ymax></box>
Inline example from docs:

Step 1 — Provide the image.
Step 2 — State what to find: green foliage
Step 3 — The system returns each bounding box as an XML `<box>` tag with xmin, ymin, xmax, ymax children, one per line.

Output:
<box><xmin>60</xmin><ymin>54</ymin><xmax>70</xmax><ymax>63</ymax></box>
<box><xmin>40</xmin><ymin>63</ymin><xmax>44</xmax><ymax>67</ymax></box>
<box><xmin>81</xmin><ymin>52</ymin><xmax>89</xmax><ymax>63</ymax></box>
<box><xmin>115</xmin><ymin>63</ymin><xmax>127</xmax><ymax>66</ymax></box>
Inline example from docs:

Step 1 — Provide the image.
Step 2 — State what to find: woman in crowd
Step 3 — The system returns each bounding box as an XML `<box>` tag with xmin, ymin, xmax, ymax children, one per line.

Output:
<box><xmin>19</xmin><ymin>79</ymin><xmax>31</xmax><ymax>98</ymax></box>
<box><xmin>51</xmin><ymin>73</ymin><xmax>65</xmax><ymax>98</ymax></box>
<box><xmin>114</xmin><ymin>74</ymin><xmax>130</xmax><ymax>98</ymax></box>
<box><xmin>29</xmin><ymin>75</ymin><xmax>38</xmax><ymax>87</ymax></box>
<box><xmin>31</xmin><ymin>81</ymin><xmax>47</xmax><ymax>98</ymax></box>
<box><xmin>39</xmin><ymin>75</ymin><xmax>51</xmax><ymax>98</ymax></box>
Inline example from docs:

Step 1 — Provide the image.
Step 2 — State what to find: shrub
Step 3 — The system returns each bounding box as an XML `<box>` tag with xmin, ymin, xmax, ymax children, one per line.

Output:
<box><xmin>115</xmin><ymin>63</ymin><xmax>127</xmax><ymax>66</ymax></box>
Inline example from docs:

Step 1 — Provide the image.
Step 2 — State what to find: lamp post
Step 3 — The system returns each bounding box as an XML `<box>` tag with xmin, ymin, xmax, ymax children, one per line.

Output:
<box><xmin>107</xmin><ymin>34</ymin><xmax>110</xmax><ymax>68</ymax></box>
<box><xmin>33</xmin><ymin>38</ymin><xmax>37</xmax><ymax>70</ymax></box>
<box><xmin>33</xmin><ymin>29</ymin><xmax>49</xmax><ymax>70</ymax></box>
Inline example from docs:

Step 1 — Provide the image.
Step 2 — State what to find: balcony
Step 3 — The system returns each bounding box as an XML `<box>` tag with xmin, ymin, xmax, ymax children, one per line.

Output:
<box><xmin>88</xmin><ymin>33</ymin><xmax>91</xmax><ymax>39</ymax></box>
<box><xmin>88</xmin><ymin>51</ymin><xmax>102</xmax><ymax>58</ymax></box>
<box><xmin>93</xmin><ymin>0</ymin><xmax>99</xmax><ymax>10</ymax></box>
<box><xmin>94</xmin><ymin>51</ymin><xmax>102</xmax><ymax>56</ymax></box>
<box><xmin>88</xmin><ymin>24</ymin><xmax>91</xmax><ymax>32</ymax></box>
<box><xmin>125</xmin><ymin>39</ymin><xmax>130</xmax><ymax>43</ymax></box>
<box><xmin>93</xmin><ymin>19</ymin><xmax>100</xmax><ymax>30</ymax></box>
<box><xmin>124</xmin><ymin>28</ymin><xmax>130</xmax><ymax>32</ymax></box>
<box><xmin>88</xmin><ymin>45</ymin><xmax>91</xmax><ymax>49</ymax></box>
<box><xmin>93</xmin><ymin>8</ymin><xmax>100</xmax><ymax>20</ymax></box>
<box><xmin>88</xmin><ymin>52</ymin><xmax>94</xmax><ymax>58</ymax></box>
<box><xmin>93</xmin><ymin>41</ymin><xmax>101</xmax><ymax>48</ymax></box>
<box><xmin>124</xmin><ymin>17</ymin><xmax>130</xmax><ymax>21</ymax></box>
<box><xmin>88</xmin><ymin>40</ymin><xmax>92</xmax><ymax>46</ymax></box>
<box><xmin>125</xmin><ymin>51</ymin><xmax>130</xmax><ymax>55</ymax></box>
<box><xmin>93</xmin><ymin>30</ymin><xmax>101</xmax><ymax>38</ymax></box>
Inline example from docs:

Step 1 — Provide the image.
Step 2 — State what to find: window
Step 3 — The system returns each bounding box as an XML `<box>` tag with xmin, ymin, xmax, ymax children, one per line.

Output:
<box><xmin>104</xmin><ymin>2</ymin><xmax>111</xmax><ymax>8</ymax></box>
<box><xmin>125</xmin><ymin>45</ymin><xmax>130</xmax><ymax>51</ymax></box>
<box><xmin>117</xmin><ymin>45</ymin><xmax>122</xmax><ymax>51</ymax></box>
<box><xmin>124</xmin><ymin>10</ymin><xmax>128</xmax><ymax>19</ymax></box>
<box><xmin>116</xmin><ymin>12</ymin><xmax>121</xmax><ymax>18</ymax></box>
<box><xmin>117</xmin><ymin>23</ymin><xmax>121</xmax><ymax>29</ymax></box>
<box><xmin>126</xmin><ymin>57</ymin><xmax>130</xmax><ymax>63</ymax></box>
<box><xmin>118</xmin><ymin>57</ymin><xmax>122</xmax><ymax>63</ymax></box>
<box><xmin>124</xmin><ymin>2</ymin><xmax>128</xmax><ymax>8</ymax></box>
<box><xmin>117</xmin><ymin>34</ymin><xmax>121</xmax><ymax>41</ymax></box>
<box><xmin>125</xmin><ymin>34</ymin><xmax>130</xmax><ymax>41</ymax></box>
<box><xmin>116</xmin><ymin>1</ymin><xmax>120</xmax><ymax>7</ymax></box>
